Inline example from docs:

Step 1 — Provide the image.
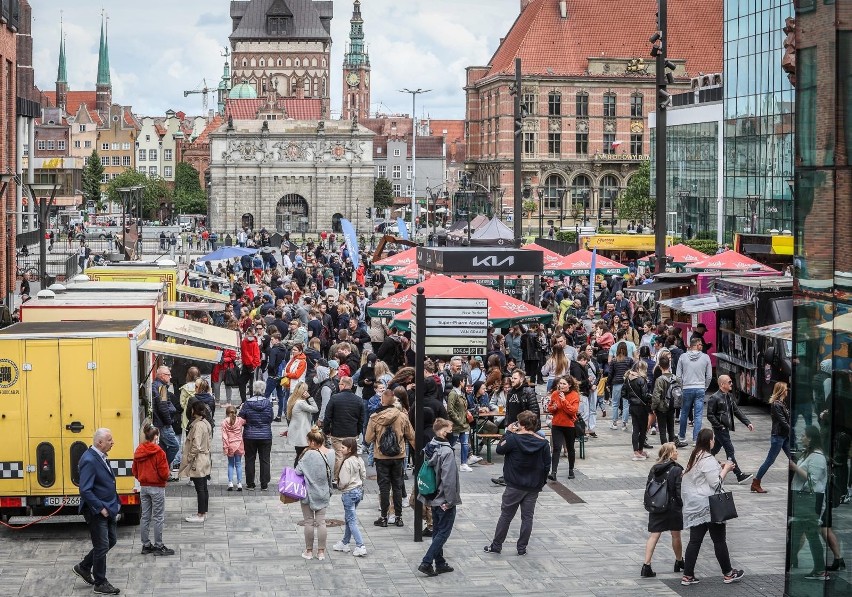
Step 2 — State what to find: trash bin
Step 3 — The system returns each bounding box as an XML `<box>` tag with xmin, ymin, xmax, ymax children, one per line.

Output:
<box><xmin>224</xmin><ymin>234</ymin><xmax>233</xmax><ymax>247</ymax></box>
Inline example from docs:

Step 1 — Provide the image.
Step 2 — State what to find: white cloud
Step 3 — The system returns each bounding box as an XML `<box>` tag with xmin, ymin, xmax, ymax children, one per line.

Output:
<box><xmin>31</xmin><ymin>0</ymin><xmax>518</xmax><ymax>118</ymax></box>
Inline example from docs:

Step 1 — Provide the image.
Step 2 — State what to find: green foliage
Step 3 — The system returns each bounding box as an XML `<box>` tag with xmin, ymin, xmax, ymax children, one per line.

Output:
<box><xmin>555</xmin><ymin>230</ymin><xmax>577</xmax><ymax>243</ymax></box>
<box><xmin>174</xmin><ymin>189</ymin><xmax>208</xmax><ymax>215</ymax></box>
<box><xmin>374</xmin><ymin>177</ymin><xmax>394</xmax><ymax>210</ymax></box>
<box><xmin>106</xmin><ymin>169</ymin><xmax>174</xmax><ymax>219</ymax></box>
<box><xmin>683</xmin><ymin>238</ymin><xmax>718</xmax><ymax>255</ymax></box>
<box><xmin>174</xmin><ymin>162</ymin><xmax>202</xmax><ymax>196</ymax></box>
<box><xmin>82</xmin><ymin>150</ymin><xmax>105</xmax><ymax>209</ymax></box>
<box><xmin>616</xmin><ymin>160</ymin><xmax>654</xmax><ymax>224</ymax></box>
<box><xmin>522</xmin><ymin>199</ymin><xmax>537</xmax><ymax>216</ymax></box>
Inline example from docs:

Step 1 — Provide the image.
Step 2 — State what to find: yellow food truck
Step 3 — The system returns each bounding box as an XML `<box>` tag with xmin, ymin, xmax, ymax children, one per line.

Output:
<box><xmin>85</xmin><ymin>262</ymin><xmax>180</xmax><ymax>301</ymax></box>
<box><xmin>0</xmin><ymin>320</ymin><xmax>222</xmax><ymax>524</ymax></box>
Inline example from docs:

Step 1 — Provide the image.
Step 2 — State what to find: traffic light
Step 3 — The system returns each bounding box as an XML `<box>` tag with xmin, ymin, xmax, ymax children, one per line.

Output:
<box><xmin>365</xmin><ymin>207</ymin><xmax>372</xmax><ymax>219</ymax></box>
<box><xmin>514</xmin><ymin>105</ymin><xmax>529</xmax><ymax>138</ymax></box>
<box><xmin>651</xmin><ymin>1</ymin><xmax>676</xmax><ymax>112</ymax></box>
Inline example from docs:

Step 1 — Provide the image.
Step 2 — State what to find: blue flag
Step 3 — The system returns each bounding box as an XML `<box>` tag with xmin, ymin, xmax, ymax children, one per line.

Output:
<box><xmin>340</xmin><ymin>218</ymin><xmax>360</xmax><ymax>271</ymax></box>
<box><xmin>396</xmin><ymin>217</ymin><xmax>410</xmax><ymax>240</ymax></box>
<box><xmin>589</xmin><ymin>248</ymin><xmax>597</xmax><ymax>307</ymax></box>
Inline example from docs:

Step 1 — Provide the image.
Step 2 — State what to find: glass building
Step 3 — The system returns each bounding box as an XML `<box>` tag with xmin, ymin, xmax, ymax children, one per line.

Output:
<box><xmin>788</xmin><ymin>0</ymin><xmax>851</xmax><ymax>594</ymax></box>
<box><xmin>723</xmin><ymin>0</ymin><xmax>795</xmax><ymax>242</ymax></box>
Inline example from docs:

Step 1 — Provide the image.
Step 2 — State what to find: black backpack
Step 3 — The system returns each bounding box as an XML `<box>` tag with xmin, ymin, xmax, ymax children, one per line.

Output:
<box><xmin>379</xmin><ymin>423</ymin><xmax>401</xmax><ymax>457</ymax></box>
<box><xmin>644</xmin><ymin>468</ymin><xmax>672</xmax><ymax>514</ymax></box>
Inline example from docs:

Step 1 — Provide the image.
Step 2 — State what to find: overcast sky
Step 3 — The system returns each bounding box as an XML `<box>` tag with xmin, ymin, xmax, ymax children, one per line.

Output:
<box><xmin>31</xmin><ymin>0</ymin><xmax>519</xmax><ymax>119</ymax></box>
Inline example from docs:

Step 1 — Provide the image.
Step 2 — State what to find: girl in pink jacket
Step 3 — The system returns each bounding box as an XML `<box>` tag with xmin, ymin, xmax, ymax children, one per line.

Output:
<box><xmin>222</xmin><ymin>405</ymin><xmax>245</xmax><ymax>491</ymax></box>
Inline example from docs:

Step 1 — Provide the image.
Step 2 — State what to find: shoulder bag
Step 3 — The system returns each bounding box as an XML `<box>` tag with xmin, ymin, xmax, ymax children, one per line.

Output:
<box><xmin>708</xmin><ymin>478</ymin><xmax>738</xmax><ymax>523</ymax></box>
<box><xmin>792</xmin><ymin>467</ymin><xmax>819</xmax><ymax>521</ymax></box>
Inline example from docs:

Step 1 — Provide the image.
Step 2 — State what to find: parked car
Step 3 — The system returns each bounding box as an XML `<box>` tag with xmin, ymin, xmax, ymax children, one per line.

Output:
<box><xmin>76</xmin><ymin>226</ymin><xmax>112</xmax><ymax>240</ymax></box>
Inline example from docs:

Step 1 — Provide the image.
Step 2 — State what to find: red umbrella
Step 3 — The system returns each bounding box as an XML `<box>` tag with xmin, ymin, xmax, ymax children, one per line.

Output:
<box><xmin>545</xmin><ymin>249</ymin><xmax>627</xmax><ymax>276</ymax></box>
<box><xmin>685</xmin><ymin>250</ymin><xmax>778</xmax><ymax>273</ymax></box>
<box><xmin>638</xmin><ymin>243</ymin><xmax>709</xmax><ymax>267</ymax></box>
<box><xmin>366</xmin><ymin>275</ymin><xmax>464</xmax><ymax>317</ymax></box>
<box><xmin>522</xmin><ymin>242</ymin><xmax>564</xmax><ymax>267</ymax></box>
<box><xmin>374</xmin><ymin>246</ymin><xmax>418</xmax><ymax>270</ymax></box>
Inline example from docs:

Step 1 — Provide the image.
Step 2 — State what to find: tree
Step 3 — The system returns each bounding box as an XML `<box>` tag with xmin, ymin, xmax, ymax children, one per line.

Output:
<box><xmin>616</xmin><ymin>160</ymin><xmax>655</xmax><ymax>225</ymax></box>
<box><xmin>106</xmin><ymin>169</ymin><xmax>173</xmax><ymax>220</ymax></box>
<box><xmin>374</xmin><ymin>176</ymin><xmax>394</xmax><ymax>210</ymax></box>
<box><xmin>174</xmin><ymin>162</ymin><xmax>202</xmax><ymax>196</ymax></box>
<box><xmin>82</xmin><ymin>150</ymin><xmax>105</xmax><ymax>209</ymax></box>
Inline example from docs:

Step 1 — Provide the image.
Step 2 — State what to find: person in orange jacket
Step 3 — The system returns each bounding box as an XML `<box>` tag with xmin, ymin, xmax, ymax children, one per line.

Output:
<box><xmin>546</xmin><ymin>376</ymin><xmax>580</xmax><ymax>481</ymax></box>
<box><xmin>132</xmin><ymin>424</ymin><xmax>174</xmax><ymax>556</ymax></box>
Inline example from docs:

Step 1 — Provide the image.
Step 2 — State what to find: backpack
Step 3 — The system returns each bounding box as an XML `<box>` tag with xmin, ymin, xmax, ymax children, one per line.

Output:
<box><xmin>417</xmin><ymin>461</ymin><xmax>438</xmax><ymax>500</ymax></box>
<box><xmin>665</xmin><ymin>375</ymin><xmax>683</xmax><ymax>410</ymax></box>
<box><xmin>643</xmin><ymin>468</ymin><xmax>672</xmax><ymax>514</ymax></box>
<box><xmin>379</xmin><ymin>422</ymin><xmax>401</xmax><ymax>457</ymax></box>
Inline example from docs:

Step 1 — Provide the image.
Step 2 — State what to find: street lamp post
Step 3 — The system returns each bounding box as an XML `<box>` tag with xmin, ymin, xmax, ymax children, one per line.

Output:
<box><xmin>24</xmin><ymin>180</ymin><xmax>60</xmax><ymax>287</ymax></box>
<box><xmin>399</xmin><ymin>88</ymin><xmax>431</xmax><ymax>237</ymax></box>
<box><xmin>536</xmin><ymin>186</ymin><xmax>545</xmax><ymax>239</ymax></box>
<box><xmin>610</xmin><ymin>190</ymin><xmax>617</xmax><ymax>233</ymax></box>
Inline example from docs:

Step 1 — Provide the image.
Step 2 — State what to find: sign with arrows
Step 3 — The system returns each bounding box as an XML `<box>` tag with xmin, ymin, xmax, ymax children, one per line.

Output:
<box><xmin>411</xmin><ymin>297</ymin><xmax>488</xmax><ymax>357</ymax></box>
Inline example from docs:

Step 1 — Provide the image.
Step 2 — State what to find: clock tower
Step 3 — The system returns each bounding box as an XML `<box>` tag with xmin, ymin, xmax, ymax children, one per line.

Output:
<box><xmin>341</xmin><ymin>0</ymin><xmax>370</xmax><ymax>121</ymax></box>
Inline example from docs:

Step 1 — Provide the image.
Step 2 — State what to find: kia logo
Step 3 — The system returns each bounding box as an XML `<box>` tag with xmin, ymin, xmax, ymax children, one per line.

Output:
<box><xmin>472</xmin><ymin>256</ymin><xmax>515</xmax><ymax>267</ymax></box>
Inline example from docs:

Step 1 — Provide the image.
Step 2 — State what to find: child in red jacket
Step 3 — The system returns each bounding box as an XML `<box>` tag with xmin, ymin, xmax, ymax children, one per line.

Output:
<box><xmin>132</xmin><ymin>424</ymin><xmax>174</xmax><ymax>556</ymax></box>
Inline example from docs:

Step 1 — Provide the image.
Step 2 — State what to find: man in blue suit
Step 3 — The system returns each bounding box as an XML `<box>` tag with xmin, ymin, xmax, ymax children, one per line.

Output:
<box><xmin>73</xmin><ymin>428</ymin><xmax>121</xmax><ymax>595</ymax></box>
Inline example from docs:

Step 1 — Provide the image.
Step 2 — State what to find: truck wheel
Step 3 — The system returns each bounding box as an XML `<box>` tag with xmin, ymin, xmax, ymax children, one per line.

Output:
<box><xmin>120</xmin><ymin>510</ymin><xmax>141</xmax><ymax>526</ymax></box>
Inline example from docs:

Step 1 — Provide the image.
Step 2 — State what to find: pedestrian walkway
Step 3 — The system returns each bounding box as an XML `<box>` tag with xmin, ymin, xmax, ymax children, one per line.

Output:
<box><xmin>0</xmin><ymin>405</ymin><xmax>810</xmax><ymax>596</ymax></box>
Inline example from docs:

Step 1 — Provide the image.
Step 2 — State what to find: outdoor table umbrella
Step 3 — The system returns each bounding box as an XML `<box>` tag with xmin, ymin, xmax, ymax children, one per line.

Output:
<box><xmin>522</xmin><ymin>242</ymin><xmax>564</xmax><ymax>269</ymax></box>
<box><xmin>366</xmin><ymin>275</ymin><xmax>465</xmax><ymax>318</ymax></box>
<box><xmin>544</xmin><ymin>249</ymin><xmax>628</xmax><ymax>277</ymax></box>
<box><xmin>637</xmin><ymin>243</ymin><xmax>709</xmax><ymax>267</ymax></box>
<box><xmin>684</xmin><ymin>250</ymin><xmax>779</xmax><ymax>273</ymax></box>
<box><xmin>374</xmin><ymin>246</ymin><xmax>418</xmax><ymax>270</ymax></box>
<box><xmin>197</xmin><ymin>246</ymin><xmax>257</xmax><ymax>261</ymax></box>
<box><xmin>389</xmin><ymin>263</ymin><xmax>422</xmax><ymax>285</ymax></box>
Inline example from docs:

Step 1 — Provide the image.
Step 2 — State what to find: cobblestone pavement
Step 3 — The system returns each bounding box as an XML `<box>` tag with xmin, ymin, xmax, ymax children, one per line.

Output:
<box><xmin>1</xmin><ymin>402</ymin><xmax>849</xmax><ymax>596</ymax></box>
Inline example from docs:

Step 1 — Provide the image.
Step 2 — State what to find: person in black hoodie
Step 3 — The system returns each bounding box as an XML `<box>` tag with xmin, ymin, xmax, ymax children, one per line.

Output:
<box><xmin>264</xmin><ymin>333</ymin><xmax>290</xmax><ymax>422</ymax></box>
<box><xmin>185</xmin><ymin>379</ymin><xmax>216</xmax><ymax>434</ymax></box>
<box><xmin>483</xmin><ymin>411</ymin><xmax>550</xmax><ymax>556</ymax></box>
<box><xmin>641</xmin><ymin>443</ymin><xmax>684</xmax><ymax>578</ymax></box>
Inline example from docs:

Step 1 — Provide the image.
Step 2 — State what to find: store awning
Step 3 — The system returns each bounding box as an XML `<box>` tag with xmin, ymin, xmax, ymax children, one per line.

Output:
<box><xmin>138</xmin><ymin>339</ymin><xmax>222</xmax><ymax>364</ymax></box>
<box><xmin>175</xmin><ymin>285</ymin><xmax>230</xmax><ymax>304</ymax></box>
<box><xmin>626</xmin><ymin>281</ymin><xmax>690</xmax><ymax>294</ymax></box>
<box><xmin>163</xmin><ymin>301</ymin><xmax>226</xmax><ymax>312</ymax></box>
<box><xmin>818</xmin><ymin>312</ymin><xmax>852</xmax><ymax>334</ymax></box>
<box><xmin>748</xmin><ymin>320</ymin><xmax>792</xmax><ymax>341</ymax></box>
<box><xmin>658</xmin><ymin>293</ymin><xmax>753</xmax><ymax>314</ymax></box>
<box><xmin>156</xmin><ymin>314</ymin><xmax>240</xmax><ymax>349</ymax></box>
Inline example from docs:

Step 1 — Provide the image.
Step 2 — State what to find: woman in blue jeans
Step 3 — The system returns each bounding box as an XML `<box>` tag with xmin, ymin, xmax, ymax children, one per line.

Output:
<box><xmin>608</xmin><ymin>342</ymin><xmax>634</xmax><ymax>430</ymax></box>
<box><xmin>751</xmin><ymin>382</ymin><xmax>791</xmax><ymax>493</ymax></box>
<box><xmin>332</xmin><ymin>438</ymin><xmax>368</xmax><ymax>556</ymax></box>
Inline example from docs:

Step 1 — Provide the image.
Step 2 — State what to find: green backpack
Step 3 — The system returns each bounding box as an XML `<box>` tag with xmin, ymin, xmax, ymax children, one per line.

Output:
<box><xmin>417</xmin><ymin>460</ymin><xmax>438</xmax><ymax>500</ymax></box>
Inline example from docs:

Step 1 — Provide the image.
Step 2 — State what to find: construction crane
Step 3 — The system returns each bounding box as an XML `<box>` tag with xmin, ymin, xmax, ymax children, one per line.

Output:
<box><xmin>184</xmin><ymin>79</ymin><xmax>215</xmax><ymax>114</ymax></box>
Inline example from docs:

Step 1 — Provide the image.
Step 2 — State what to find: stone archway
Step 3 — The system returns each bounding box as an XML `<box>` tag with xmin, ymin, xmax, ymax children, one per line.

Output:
<box><xmin>276</xmin><ymin>194</ymin><xmax>309</xmax><ymax>233</ymax></box>
<box><xmin>331</xmin><ymin>213</ymin><xmax>343</xmax><ymax>233</ymax></box>
<box><xmin>241</xmin><ymin>213</ymin><xmax>254</xmax><ymax>231</ymax></box>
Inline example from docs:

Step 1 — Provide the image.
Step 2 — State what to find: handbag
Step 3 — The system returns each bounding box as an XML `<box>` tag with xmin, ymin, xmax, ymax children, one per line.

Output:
<box><xmin>223</xmin><ymin>364</ymin><xmax>240</xmax><ymax>388</ymax></box>
<box><xmin>278</xmin><ymin>467</ymin><xmax>307</xmax><ymax>504</ymax></box>
<box><xmin>708</xmin><ymin>479</ymin><xmax>738</xmax><ymax>523</ymax></box>
<box><xmin>793</xmin><ymin>473</ymin><xmax>819</xmax><ymax>520</ymax></box>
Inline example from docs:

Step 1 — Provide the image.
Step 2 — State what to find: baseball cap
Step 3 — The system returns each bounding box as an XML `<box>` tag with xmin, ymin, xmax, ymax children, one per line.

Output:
<box><xmin>328</xmin><ymin>359</ymin><xmax>339</xmax><ymax>369</ymax></box>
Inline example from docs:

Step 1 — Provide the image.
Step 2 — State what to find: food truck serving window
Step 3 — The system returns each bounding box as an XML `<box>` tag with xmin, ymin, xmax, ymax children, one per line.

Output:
<box><xmin>658</xmin><ymin>293</ymin><xmax>753</xmax><ymax>314</ymax></box>
<box><xmin>175</xmin><ymin>285</ymin><xmax>230</xmax><ymax>304</ymax></box>
<box><xmin>156</xmin><ymin>314</ymin><xmax>240</xmax><ymax>349</ymax></box>
<box><xmin>138</xmin><ymin>339</ymin><xmax>223</xmax><ymax>364</ymax></box>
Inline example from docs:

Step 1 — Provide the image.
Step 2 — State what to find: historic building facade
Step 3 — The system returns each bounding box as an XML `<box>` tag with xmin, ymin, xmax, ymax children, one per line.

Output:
<box><xmin>341</xmin><ymin>0</ymin><xmax>370</xmax><ymax>122</ymax></box>
<box><xmin>229</xmin><ymin>0</ymin><xmax>333</xmax><ymax>118</ymax></box>
<box><xmin>464</xmin><ymin>0</ymin><xmax>722</xmax><ymax>230</ymax></box>
<box><xmin>208</xmin><ymin>118</ymin><xmax>373</xmax><ymax>234</ymax></box>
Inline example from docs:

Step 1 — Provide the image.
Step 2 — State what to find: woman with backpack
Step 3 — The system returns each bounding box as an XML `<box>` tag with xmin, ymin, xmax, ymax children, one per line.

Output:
<box><xmin>641</xmin><ymin>442</ymin><xmax>684</xmax><ymax>577</ymax></box>
<box><xmin>651</xmin><ymin>354</ymin><xmax>680</xmax><ymax>446</ymax></box>
<box><xmin>625</xmin><ymin>360</ymin><xmax>652</xmax><ymax>461</ymax></box>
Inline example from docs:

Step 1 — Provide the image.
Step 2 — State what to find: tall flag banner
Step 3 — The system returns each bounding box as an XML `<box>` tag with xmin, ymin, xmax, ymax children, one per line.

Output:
<box><xmin>589</xmin><ymin>248</ymin><xmax>598</xmax><ymax>307</ymax></box>
<box><xmin>340</xmin><ymin>218</ymin><xmax>360</xmax><ymax>270</ymax></box>
<box><xmin>396</xmin><ymin>217</ymin><xmax>410</xmax><ymax>240</ymax></box>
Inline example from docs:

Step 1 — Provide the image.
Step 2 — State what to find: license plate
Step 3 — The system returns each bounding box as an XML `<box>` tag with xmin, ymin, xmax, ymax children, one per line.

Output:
<box><xmin>43</xmin><ymin>496</ymin><xmax>81</xmax><ymax>507</ymax></box>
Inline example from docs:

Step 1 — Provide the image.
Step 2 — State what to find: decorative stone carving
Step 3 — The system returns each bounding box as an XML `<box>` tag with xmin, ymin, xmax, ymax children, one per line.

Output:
<box><xmin>576</xmin><ymin>119</ymin><xmax>589</xmax><ymax>133</ymax></box>
<box><xmin>630</xmin><ymin>120</ymin><xmax>644</xmax><ymax>133</ymax></box>
<box><xmin>548</xmin><ymin>118</ymin><xmax>561</xmax><ymax>132</ymax></box>
<box><xmin>222</xmin><ymin>139</ymin><xmax>271</xmax><ymax>163</ymax></box>
<box><xmin>604</xmin><ymin>120</ymin><xmax>616</xmax><ymax>133</ymax></box>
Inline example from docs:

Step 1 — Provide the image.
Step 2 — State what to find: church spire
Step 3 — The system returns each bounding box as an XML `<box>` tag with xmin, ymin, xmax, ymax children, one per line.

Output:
<box><xmin>96</xmin><ymin>14</ymin><xmax>111</xmax><ymax>87</ymax></box>
<box><xmin>344</xmin><ymin>0</ymin><xmax>368</xmax><ymax>67</ymax></box>
<box><xmin>57</xmin><ymin>22</ymin><xmax>67</xmax><ymax>83</ymax></box>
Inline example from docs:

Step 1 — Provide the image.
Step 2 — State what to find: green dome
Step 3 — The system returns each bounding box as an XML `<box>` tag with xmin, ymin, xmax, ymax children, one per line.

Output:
<box><xmin>230</xmin><ymin>82</ymin><xmax>257</xmax><ymax>99</ymax></box>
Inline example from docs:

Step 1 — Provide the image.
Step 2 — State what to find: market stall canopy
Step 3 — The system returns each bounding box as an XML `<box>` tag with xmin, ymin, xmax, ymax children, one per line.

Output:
<box><xmin>197</xmin><ymin>246</ymin><xmax>257</xmax><ymax>261</ymax></box>
<box><xmin>366</xmin><ymin>275</ymin><xmax>464</xmax><ymax>317</ymax></box>
<box><xmin>156</xmin><ymin>314</ymin><xmax>240</xmax><ymax>349</ymax></box>
<box><xmin>374</xmin><ymin>246</ymin><xmax>418</xmax><ymax>270</ymax></box>
<box><xmin>748</xmin><ymin>320</ymin><xmax>792</xmax><ymax>341</ymax></box>
<box><xmin>544</xmin><ymin>249</ymin><xmax>628</xmax><ymax>276</ymax></box>
<box><xmin>522</xmin><ymin>243</ymin><xmax>564</xmax><ymax>267</ymax></box>
<box><xmin>446</xmin><ymin>214</ymin><xmax>489</xmax><ymax>237</ymax></box>
<box><xmin>468</xmin><ymin>217</ymin><xmax>514</xmax><ymax>246</ymax></box>
<box><xmin>164</xmin><ymin>301</ymin><xmax>226</xmax><ymax>312</ymax></box>
<box><xmin>176</xmin><ymin>285</ymin><xmax>231</xmax><ymax>304</ymax></box>
<box><xmin>685</xmin><ymin>250</ymin><xmax>778</xmax><ymax>273</ymax></box>
<box><xmin>638</xmin><ymin>244</ymin><xmax>709</xmax><ymax>267</ymax></box>
<box><xmin>138</xmin><ymin>339</ymin><xmax>223</xmax><ymax>364</ymax></box>
<box><xmin>658</xmin><ymin>292</ymin><xmax>754</xmax><ymax>314</ymax></box>
<box><xmin>389</xmin><ymin>263</ymin><xmax>421</xmax><ymax>285</ymax></box>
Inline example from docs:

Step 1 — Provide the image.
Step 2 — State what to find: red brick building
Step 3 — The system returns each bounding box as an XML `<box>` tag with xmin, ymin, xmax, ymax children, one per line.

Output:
<box><xmin>465</xmin><ymin>0</ymin><xmax>722</xmax><ymax>229</ymax></box>
<box><xmin>1</xmin><ymin>1</ymin><xmax>19</xmax><ymax>300</ymax></box>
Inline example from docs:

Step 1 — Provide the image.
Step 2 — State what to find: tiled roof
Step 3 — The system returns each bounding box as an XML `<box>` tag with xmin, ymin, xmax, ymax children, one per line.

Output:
<box><xmin>372</xmin><ymin>134</ymin><xmax>444</xmax><ymax>159</ymax></box>
<box><xmin>285</xmin><ymin>98</ymin><xmax>322</xmax><ymax>119</ymax></box>
<box><xmin>43</xmin><ymin>90</ymin><xmax>97</xmax><ymax>116</ymax></box>
<box><xmin>154</xmin><ymin>124</ymin><xmax>167</xmax><ymax>137</ymax></box>
<box><xmin>224</xmin><ymin>98</ymin><xmax>323</xmax><ymax>120</ymax></box>
<box><xmin>426</xmin><ymin>119</ymin><xmax>464</xmax><ymax>142</ymax></box>
<box><xmin>229</xmin><ymin>0</ymin><xmax>331</xmax><ymax>42</ymax></box>
<box><xmin>360</xmin><ymin>117</ymin><xmax>413</xmax><ymax>138</ymax></box>
<box><xmin>485</xmin><ymin>0</ymin><xmax>722</xmax><ymax>79</ymax></box>
<box><xmin>226</xmin><ymin>99</ymin><xmax>264</xmax><ymax>119</ymax></box>
<box><xmin>195</xmin><ymin>115</ymin><xmax>224</xmax><ymax>144</ymax></box>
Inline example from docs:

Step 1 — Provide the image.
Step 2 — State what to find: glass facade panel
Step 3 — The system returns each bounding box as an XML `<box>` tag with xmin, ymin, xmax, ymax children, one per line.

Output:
<box><xmin>723</xmin><ymin>0</ymin><xmax>795</xmax><ymax>242</ymax></box>
<box><xmin>789</xmin><ymin>2</ymin><xmax>850</xmax><ymax>595</ymax></box>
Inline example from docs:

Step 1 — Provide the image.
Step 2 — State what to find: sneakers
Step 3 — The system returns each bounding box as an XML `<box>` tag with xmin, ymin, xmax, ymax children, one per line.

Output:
<box><xmin>649</xmin><ymin>427</ymin><xmax>657</xmax><ymax>435</ymax></box>
<box><xmin>723</xmin><ymin>569</ymin><xmax>745</xmax><ymax>584</ymax></box>
<box><xmin>622</xmin><ymin>423</ymin><xmax>629</xmax><ymax>432</ymax></box>
<box><xmin>547</xmin><ymin>472</ymin><xmax>557</xmax><ymax>482</ymax></box>
<box><xmin>805</xmin><ymin>570</ymin><xmax>831</xmax><ymax>581</ymax></box>
<box><xmin>140</xmin><ymin>543</ymin><xmax>156</xmax><ymax>555</ymax></box>
<box><xmin>184</xmin><ymin>515</ymin><xmax>206</xmax><ymax>523</ymax></box>
<box><xmin>273</xmin><ymin>417</ymin><xmax>282</xmax><ymax>422</ymax></box>
<box><xmin>373</xmin><ymin>517</ymin><xmax>388</xmax><ymax>527</ymax></box>
<box><xmin>93</xmin><ymin>582</ymin><xmax>121</xmax><ymax>595</ymax></box>
<box><xmin>352</xmin><ymin>545</ymin><xmax>367</xmax><ymax>557</ymax></box>
<box><xmin>491</xmin><ymin>476</ymin><xmax>506</xmax><ymax>486</ymax></box>
<box><xmin>435</xmin><ymin>563</ymin><xmax>454</xmax><ymax>574</ymax></box>
<box><xmin>301</xmin><ymin>550</ymin><xmax>313</xmax><ymax>560</ymax></box>
<box><xmin>332</xmin><ymin>541</ymin><xmax>351</xmax><ymax>553</ymax></box>
<box><xmin>227</xmin><ymin>483</ymin><xmax>234</xmax><ymax>492</ymax></box>
<box><xmin>73</xmin><ymin>564</ymin><xmax>95</xmax><ymax>586</ymax></box>
<box><xmin>567</xmin><ymin>470</ymin><xmax>575</xmax><ymax>480</ymax></box>
<box><xmin>467</xmin><ymin>455</ymin><xmax>483</xmax><ymax>465</ymax></box>
<box><xmin>422</xmin><ymin>527</ymin><xmax>433</xmax><ymax>537</ymax></box>
<box><xmin>418</xmin><ymin>563</ymin><xmax>437</xmax><ymax>577</ymax></box>
<box><xmin>632</xmin><ymin>453</ymin><xmax>647</xmax><ymax>461</ymax></box>
<box><xmin>610</xmin><ymin>422</ymin><xmax>619</xmax><ymax>430</ymax></box>
<box><xmin>736</xmin><ymin>472</ymin><xmax>754</xmax><ymax>485</ymax></box>
<box><xmin>681</xmin><ymin>576</ymin><xmax>701</xmax><ymax>586</ymax></box>
<box><xmin>676</xmin><ymin>440</ymin><xmax>690</xmax><ymax>448</ymax></box>
<box><xmin>589</xmin><ymin>432</ymin><xmax>598</xmax><ymax>438</ymax></box>
<box><xmin>387</xmin><ymin>515</ymin><xmax>396</xmax><ymax>524</ymax></box>
<box><xmin>460</xmin><ymin>463</ymin><xmax>473</xmax><ymax>472</ymax></box>
<box><xmin>237</xmin><ymin>484</ymin><xmax>243</xmax><ymax>491</ymax></box>
<box><xmin>395</xmin><ymin>517</ymin><xmax>405</xmax><ymax>527</ymax></box>
<box><xmin>152</xmin><ymin>545</ymin><xmax>175</xmax><ymax>557</ymax></box>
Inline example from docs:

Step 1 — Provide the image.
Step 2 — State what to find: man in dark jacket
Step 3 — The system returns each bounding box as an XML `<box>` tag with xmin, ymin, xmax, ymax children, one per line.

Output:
<box><xmin>322</xmin><ymin>377</ymin><xmax>365</xmax><ymax>478</ymax></box>
<box><xmin>520</xmin><ymin>326</ymin><xmax>543</xmax><ymax>385</ymax></box>
<box><xmin>239</xmin><ymin>381</ymin><xmax>274</xmax><ymax>490</ymax></box>
<box><xmin>483</xmin><ymin>411</ymin><xmax>550</xmax><ymax>556</ymax></box>
<box><xmin>505</xmin><ymin>370</ymin><xmax>541</xmax><ymax>429</ymax></box>
<box><xmin>706</xmin><ymin>375</ymin><xmax>755</xmax><ymax>484</ymax></box>
<box><xmin>569</xmin><ymin>353</ymin><xmax>591</xmax><ymax>397</ymax></box>
<box><xmin>151</xmin><ymin>366</ymin><xmax>179</xmax><ymax>474</ymax></box>
<box><xmin>376</xmin><ymin>328</ymin><xmax>404</xmax><ymax>372</ymax></box>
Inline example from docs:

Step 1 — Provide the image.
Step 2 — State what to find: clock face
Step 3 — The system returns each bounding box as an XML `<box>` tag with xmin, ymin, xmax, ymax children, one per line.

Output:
<box><xmin>347</xmin><ymin>72</ymin><xmax>360</xmax><ymax>87</ymax></box>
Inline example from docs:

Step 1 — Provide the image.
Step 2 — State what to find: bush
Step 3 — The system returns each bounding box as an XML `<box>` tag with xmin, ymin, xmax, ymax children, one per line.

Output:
<box><xmin>555</xmin><ymin>230</ymin><xmax>577</xmax><ymax>243</ymax></box>
<box><xmin>683</xmin><ymin>238</ymin><xmax>718</xmax><ymax>255</ymax></box>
